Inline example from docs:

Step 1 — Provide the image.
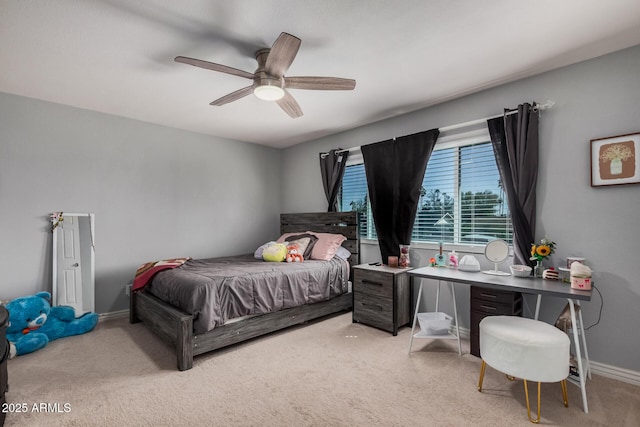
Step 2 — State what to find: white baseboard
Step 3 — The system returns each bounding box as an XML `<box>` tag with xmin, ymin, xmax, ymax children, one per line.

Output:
<box><xmin>589</xmin><ymin>360</ymin><xmax>640</xmax><ymax>387</ymax></box>
<box><xmin>456</xmin><ymin>325</ymin><xmax>470</xmax><ymax>339</ymax></box>
<box><xmin>98</xmin><ymin>309</ymin><xmax>128</xmax><ymax>322</ymax></box>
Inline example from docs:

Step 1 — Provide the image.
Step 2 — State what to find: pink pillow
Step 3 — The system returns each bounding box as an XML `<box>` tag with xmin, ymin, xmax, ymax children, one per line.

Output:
<box><xmin>309</xmin><ymin>232</ymin><xmax>347</xmax><ymax>261</ymax></box>
<box><xmin>277</xmin><ymin>231</ymin><xmax>347</xmax><ymax>261</ymax></box>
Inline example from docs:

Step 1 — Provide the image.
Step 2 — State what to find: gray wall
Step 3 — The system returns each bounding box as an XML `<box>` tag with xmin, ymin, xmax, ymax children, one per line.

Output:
<box><xmin>281</xmin><ymin>45</ymin><xmax>640</xmax><ymax>372</ymax></box>
<box><xmin>0</xmin><ymin>93</ymin><xmax>282</xmax><ymax>313</ymax></box>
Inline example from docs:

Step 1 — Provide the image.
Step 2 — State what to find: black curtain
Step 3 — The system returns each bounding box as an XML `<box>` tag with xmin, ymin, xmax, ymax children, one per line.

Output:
<box><xmin>487</xmin><ymin>103</ymin><xmax>539</xmax><ymax>266</ymax></box>
<box><xmin>319</xmin><ymin>149</ymin><xmax>349</xmax><ymax>212</ymax></box>
<box><xmin>361</xmin><ymin>129</ymin><xmax>439</xmax><ymax>263</ymax></box>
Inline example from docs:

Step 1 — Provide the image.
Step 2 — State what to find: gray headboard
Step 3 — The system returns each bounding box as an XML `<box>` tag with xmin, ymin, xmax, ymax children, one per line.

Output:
<box><xmin>280</xmin><ymin>212</ymin><xmax>360</xmax><ymax>272</ymax></box>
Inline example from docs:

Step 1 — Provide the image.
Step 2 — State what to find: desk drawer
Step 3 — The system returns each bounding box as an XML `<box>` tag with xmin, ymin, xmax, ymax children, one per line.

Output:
<box><xmin>471</xmin><ymin>286</ymin><xmax>521</xmax><ymax>304</ymax></box>
<box><xmin>470</xmin><ymin>286</ymin><xmax>522</xmax><ymax>358</ymax></box>
<box><xmin>472</xmin><ymin>298</ymin><xmax>522</xmax><ymax>315</ymax></box>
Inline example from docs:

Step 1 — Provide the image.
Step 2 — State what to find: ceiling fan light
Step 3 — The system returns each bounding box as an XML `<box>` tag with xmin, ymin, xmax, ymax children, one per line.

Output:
<box><xmin>254</xmin><ymin>84</ymin><xmax>285</xmax><ymax>101</ymax></box>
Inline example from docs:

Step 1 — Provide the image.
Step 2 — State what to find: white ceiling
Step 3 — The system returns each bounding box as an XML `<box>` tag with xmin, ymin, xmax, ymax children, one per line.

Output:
<box><xmin>1</xmin><ymin>1</ymin><xmax>639</xmax><ymax>149</ymax></box>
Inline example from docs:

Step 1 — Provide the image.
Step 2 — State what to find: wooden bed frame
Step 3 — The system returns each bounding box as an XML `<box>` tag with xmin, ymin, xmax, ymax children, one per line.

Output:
<box><xmin>129</xmin><ymin>211</ymin><xmax>360</xmax><ymax>371</ymax></box>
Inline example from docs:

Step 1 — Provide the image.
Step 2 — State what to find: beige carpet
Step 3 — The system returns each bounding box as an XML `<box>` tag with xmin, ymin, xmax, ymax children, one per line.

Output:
<box><xmin>5</xmin><ymin>313</ymin><xmax>640</xmax><ymax>426</ymax></box>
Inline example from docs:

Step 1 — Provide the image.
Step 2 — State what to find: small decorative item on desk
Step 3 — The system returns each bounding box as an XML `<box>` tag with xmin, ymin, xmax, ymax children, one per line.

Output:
<box><xmin>435</xmin><ymin>242</ymin><xmax>446</xmax><ymax>267</ymax></box>
<box><xmin>510</xmin><ymin>264</ymin><xmax>532</xmax><ymax>277</ymax></box>
<box><xmin>458</xmin><ymin>255</ymin><xmax>481</xmax><ymax>272</ymax></box>
<box><xmin>448</xmin><ymin>250</ymin><xmax>458</xmax><ymax>268</ymax></box>
<box><xmin>542</xmin><ymin>267</ymin><xmax>559</xmax><ymax>280</ymax></box>
<box><xmin>530</xmin><ymin>236</ymin><xmax>556</xmax><ymax>278</ymax></box>
<box><xmin>566</xmin><ymin>256</ymin><xmax>586</xmax><ymax>269</ymax></box>
<box><xmin>557</xmin><ymin>268</ymin><xmax>571</xmax><ymax>283</ymax></box>
<box><xmin>399</xmin><ymin>244</ymin><xmax>410</xmax><ymax>267</ymax></box>
<box><xmin>388</xmin><ymin>256</ymin><xmax>399</xmax><ymax>268</ymax></box>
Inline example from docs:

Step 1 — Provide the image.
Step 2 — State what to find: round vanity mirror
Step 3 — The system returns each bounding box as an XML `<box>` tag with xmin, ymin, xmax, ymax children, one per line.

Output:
<box><xmin>482</xmin><ymin>239</ymin><xmax>511</xmax><ymax>276</ymax></box>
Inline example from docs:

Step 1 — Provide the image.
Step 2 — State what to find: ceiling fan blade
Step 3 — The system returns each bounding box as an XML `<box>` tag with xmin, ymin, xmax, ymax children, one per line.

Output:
<box><xmin>265</xmin><ymin>32</ymin><xmax>301</xmax><ymax>77</ymax></box>
<box><xmin>175</xmin><ymin>56</ymin><xmax>255</xmax><ymax>79</ymax></box>
<box><xmin>276</xmin><ymin>90</ymin><xmax>303</xmax><ymax>118</ymax></box>
<box><xmin>284</xmin><ymin>76</ymin><xmax>356</xmax><ymax>91</ymax></box>
<box><xmin>210</xmin><ymin>86</ymin><xmax>254</xmax><ymax>106</ymax></box>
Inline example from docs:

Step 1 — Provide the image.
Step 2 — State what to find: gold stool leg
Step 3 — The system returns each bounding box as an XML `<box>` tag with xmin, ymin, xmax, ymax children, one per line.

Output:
<box><xmin>478</xmin><ymin>360</ymin><xmax>486</xmax><ymax>392</ymax></box>
<box><xmin>523</xmin><ymin>380</ymin><xmax>541</xmax><ymax>424</ymax></box>
<box><xmin>560</xmin><ymin>379</ymin><xmax>569</xmax><ymax>407</ymax></box>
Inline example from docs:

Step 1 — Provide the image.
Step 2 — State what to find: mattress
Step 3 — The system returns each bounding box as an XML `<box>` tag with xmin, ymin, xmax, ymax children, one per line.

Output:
<box><xmin>147</xmin><ymin>254</ymin><xmax>349</xmax><ymax>334</ymax></box>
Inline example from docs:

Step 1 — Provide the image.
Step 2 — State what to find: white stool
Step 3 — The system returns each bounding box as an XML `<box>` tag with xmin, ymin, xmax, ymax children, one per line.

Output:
<box><xmin>477</xmin><ymin>316</ymin><xmax>570</xmax><ymax>424</ymax></box>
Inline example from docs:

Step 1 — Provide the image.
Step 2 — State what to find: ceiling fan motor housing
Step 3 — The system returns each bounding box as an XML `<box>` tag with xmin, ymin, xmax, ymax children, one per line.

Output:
<box><xmin>254</xmin><ymin>49</ymin><xmax>283</xmax><ymax>87</ymax></box>
<box><xmin>254</xmin><ymin>71</ymin><xmax>283</xmax><ymax>89</ymax></box>
<box><xmin>252</xmin><ymin>48</ymin><xmax>285</xmax><ymax>100</ymax></box>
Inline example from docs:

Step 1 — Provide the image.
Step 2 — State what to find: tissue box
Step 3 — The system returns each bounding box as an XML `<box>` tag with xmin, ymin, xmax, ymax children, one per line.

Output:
<box><xmin>571</xmin><ymin>276</ymin><xmax>592</xmax><ymax>290</ymax></box>
<box><xmin>417</xmin><ymin>312</ymin><xmax>452</xmax><ymax>335</ymax></box>
<box><xmin>570</xmin><ymin>262</ymin><xmax>592</xmax><ymax>290</ymax></box>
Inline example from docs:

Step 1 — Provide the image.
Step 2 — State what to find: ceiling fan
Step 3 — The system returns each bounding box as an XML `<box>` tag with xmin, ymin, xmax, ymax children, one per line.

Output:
<box><xmin>175</xmin><ymin>32</ymin><xmax>356</xmax><ymax>118</ymax></box>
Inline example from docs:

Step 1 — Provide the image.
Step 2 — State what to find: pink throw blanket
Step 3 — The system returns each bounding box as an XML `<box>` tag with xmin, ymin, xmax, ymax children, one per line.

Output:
<box><xmin>132</xmin><ymin>257</ymin><xmax>190</xmax><ymax>292</ymax></box>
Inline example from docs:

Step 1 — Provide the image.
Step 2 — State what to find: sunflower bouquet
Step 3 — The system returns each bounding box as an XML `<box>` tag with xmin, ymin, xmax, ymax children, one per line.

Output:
<box><xmin>530</xmin><ymin>236</ymin><xmax>556</xmax><ymax>262</ymax></box>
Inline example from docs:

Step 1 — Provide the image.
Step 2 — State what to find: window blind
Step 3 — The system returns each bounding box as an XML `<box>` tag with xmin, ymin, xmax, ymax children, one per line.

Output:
<box><xmin>340</xmin><ymin>136</ymin><xmax>512</xmax><ymax>245</ymax></box>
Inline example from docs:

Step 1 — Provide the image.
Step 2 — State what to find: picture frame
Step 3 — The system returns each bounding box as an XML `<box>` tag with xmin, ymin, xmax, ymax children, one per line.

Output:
<box><xmin>590</xmin><ymin>132</ymin><xmax>640</xmax><ymax>187</ymax></box>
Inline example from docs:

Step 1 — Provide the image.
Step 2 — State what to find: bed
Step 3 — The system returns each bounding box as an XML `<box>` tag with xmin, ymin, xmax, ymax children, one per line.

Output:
<box><xmin>129</xmin><ymin>212</ymin><xmax>360</xmax><ymax>371</ymax></box>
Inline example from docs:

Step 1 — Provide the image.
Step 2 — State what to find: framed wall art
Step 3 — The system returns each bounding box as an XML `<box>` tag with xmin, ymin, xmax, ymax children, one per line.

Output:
<box><xmin>590</xmin><ymin>132</ymin><xmax>640</xmax><ymax>187</ymax></box>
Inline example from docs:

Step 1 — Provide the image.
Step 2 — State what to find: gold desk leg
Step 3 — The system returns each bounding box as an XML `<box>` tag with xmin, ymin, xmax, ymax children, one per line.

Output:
<box><xmin>478</xmin><ymin>360</ymin><xmax>486</xmax><ymax>392</ymax></box>
<box><xmin>523</xmin><ymin>380</ymin><xmax>541</xmax><ymax>424</ymax></box>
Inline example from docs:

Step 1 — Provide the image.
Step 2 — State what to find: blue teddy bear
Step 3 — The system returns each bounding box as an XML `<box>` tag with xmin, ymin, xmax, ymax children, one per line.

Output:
<box><xmin>6</xmin><ymin>291</ymin><xmax>98</xmax><ymax>358</ymax></box>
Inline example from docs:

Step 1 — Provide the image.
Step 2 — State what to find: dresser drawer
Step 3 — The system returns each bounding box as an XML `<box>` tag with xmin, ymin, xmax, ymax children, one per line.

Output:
<box><xmin>354</xmin><ymin>269</ymin><xmax>393</xmax><ymax>299</ymax></box>
<box><xmin>353</xmin><ymin>293</ymin><xmax>394</xmax><ymax>331</ymax></box>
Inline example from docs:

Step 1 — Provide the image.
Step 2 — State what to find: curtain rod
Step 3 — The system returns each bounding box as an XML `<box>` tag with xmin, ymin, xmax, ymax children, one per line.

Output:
<box><xmin>322</xmin><ymin>100</ymin><xmax>555</xmax><ymax>155</ymax></box>
<box><xmin>439</xmin><ymin>100</ymin><xmax>555</xmax><ymax>133</ymax></box>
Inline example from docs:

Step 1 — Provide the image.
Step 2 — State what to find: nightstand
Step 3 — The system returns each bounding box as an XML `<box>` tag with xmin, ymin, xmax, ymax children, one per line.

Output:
<box><xmin>352</xmin><ymin>264</ymin><xmax>411</xmax><ymax>335</ymax></box>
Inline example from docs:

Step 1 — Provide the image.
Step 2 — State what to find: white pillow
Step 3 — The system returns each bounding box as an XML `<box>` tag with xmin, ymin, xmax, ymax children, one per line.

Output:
<box><xmin>334</xmin><ymin>246</ymin><xmax>352</xmax><ymax>260</ymax></box>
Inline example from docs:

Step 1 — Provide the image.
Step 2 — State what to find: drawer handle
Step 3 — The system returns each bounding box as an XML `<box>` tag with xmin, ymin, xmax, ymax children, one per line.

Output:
<box><xmin>480</xmin><ymin>305</ymin><xmax>497</xmax><ymax>311</ymax></box>
<box><xmin>362</xmin><ymin>279</ymin><xmax>384</xmax><ymax>287</ymax></box>
<box><xmin>361</xmin><ymin>302</ymin><xmax>383</xmax><ymax>311</ymax></box>
<box><xmin>479</xmin><ymin>293</ymin><xmax>497</xmax><ymax>299</ymax></box>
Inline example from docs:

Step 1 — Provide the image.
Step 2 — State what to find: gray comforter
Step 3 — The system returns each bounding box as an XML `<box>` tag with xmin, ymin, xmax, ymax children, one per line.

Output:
<box><xmin>147</xmin><ymin>254</ymin><xmax>349</xmax><ymax>334</ymax></box>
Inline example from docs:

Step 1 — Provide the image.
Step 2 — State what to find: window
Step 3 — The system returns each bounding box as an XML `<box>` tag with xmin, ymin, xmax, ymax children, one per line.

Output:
<box><xmin>339</xmin><ymin>127</ymin><xmax>512</xmax><ymax>245</ymax></box>
<box><xmin>339</xmin><ymin>161</ymin><xmax>377</xmax><ymax>239</ymax></box>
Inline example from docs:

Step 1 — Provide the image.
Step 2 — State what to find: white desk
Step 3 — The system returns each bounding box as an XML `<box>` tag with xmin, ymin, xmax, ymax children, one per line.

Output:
<box><xmin>407</xmin><ymin>266</ymin><xmax>593</xmax><ymax>414</ymax></box>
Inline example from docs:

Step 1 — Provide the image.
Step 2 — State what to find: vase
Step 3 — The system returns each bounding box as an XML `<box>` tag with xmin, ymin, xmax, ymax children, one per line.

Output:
<box><xmin>534</xmin><ymin>260</ymin><xmax>544</xmax><ymax>278</ymax></box>
<box><xmin>610</xmin><ymin>158</ymin><xmax>623</xmax><ymax>175</ymax></box>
